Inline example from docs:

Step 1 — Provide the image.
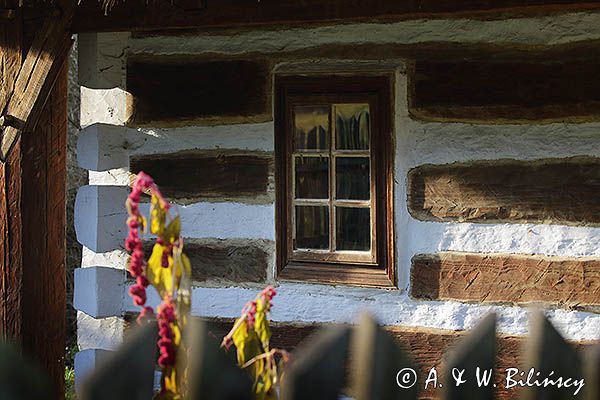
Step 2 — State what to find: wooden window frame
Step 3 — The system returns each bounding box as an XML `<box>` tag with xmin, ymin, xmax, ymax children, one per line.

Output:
<box><xmin>275</xmin><ymin>75</ymin><xmax>396</xmax><ymax>288</ymax></box>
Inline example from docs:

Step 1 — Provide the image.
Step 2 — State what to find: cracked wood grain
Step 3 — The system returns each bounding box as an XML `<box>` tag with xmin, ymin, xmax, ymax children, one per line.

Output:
<box><xmin>411</xmin><ymin>252</ymin><xmax>600</xmax><ymax>309</ymax></box>
<box><xmin>407</xmin><ymin>158</ymin><xmax>600</xmax><ymax>226</ymax></box>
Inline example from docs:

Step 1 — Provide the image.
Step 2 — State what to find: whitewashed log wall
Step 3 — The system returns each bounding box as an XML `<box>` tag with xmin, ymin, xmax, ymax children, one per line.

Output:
<box><xmin>73</xmin><ymin>13</ymin><xmax>600</xmax><ymax>392</ymax></box>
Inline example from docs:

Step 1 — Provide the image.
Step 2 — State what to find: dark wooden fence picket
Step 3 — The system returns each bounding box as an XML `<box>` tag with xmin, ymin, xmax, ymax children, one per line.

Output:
<box><xmin>443</xmin><ymin>313</ymin><xmax>496</xmax><ymax>400</ymax></box>
<box><xmin>281</xmin><ymin>324</ymin><xmax>351</xmax><ymax>400</ymax></box>
<box><xmin>0</xmin><ymin>342</ymin><xmax>50</xmax><ymax>400</ymax></box>
<box><xmin>2</xmin><ymin>311</ymin><xmax>599</xmax><ymax>399</ymax></box>
<box><xmin>185</xmin><ymin>319</ymin><xmax>253</xmax><ymax>400</ymax></box>
<box><xmin>584</xmin><ymin>344</ymin><xmax>600</xmax><ymax>400</ymax></box>
<box><xmin>522</xmin><ymin>311</ymin><xmax>584</xmax><ymax>400</ymax></box>
<box><xmin>79</xmin><ymin>322</ymin><xmax>158</xmax><ymax>400</ymax></box>
<box><xmin>351</xmin><ymin>312</ymin><xmax>419</xmax><ymax>400</ymax></box>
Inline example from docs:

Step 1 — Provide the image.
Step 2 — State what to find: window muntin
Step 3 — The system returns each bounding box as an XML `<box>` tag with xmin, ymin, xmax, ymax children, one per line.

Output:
<box><xmin>291</xmin><ymin>103</ymin><xmax>376</xmax><ymax>264</ymax></box>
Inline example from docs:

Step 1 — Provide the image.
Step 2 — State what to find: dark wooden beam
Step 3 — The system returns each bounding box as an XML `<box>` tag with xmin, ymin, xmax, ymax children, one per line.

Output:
<box><xmin>411</xmin><ymin>252</ymin><xmax>600</xmax><ymax>309</ymax></box>
<box><xmin>0</xmin><ymin>1</ymin><xmax>73</xmax><ymax>397</ymax></box>
<box><xmin>407</xmin><ymin>158</ymin><xmax>600</xmax><ymax>225</ymax></box>
<box><xmin>0</xmin><ymin>0</ymin><xmax>75</xmax><ymax>161</ymax></box>
<box><xmin>73</xmin><ymin>0</ymin><xmax>600</xmax><ymax>33</ymax></box>
<box><xmin>130</xmin><ymin>150</ymin><xmax>272</xmax><ymax>202</ymax></box>
<box><xmin>409</xmin><ymin>60</ymin><xmax>600</xmax><ymax>122</ymax></box>
<box><xmin>20</xmin><ymin>60</ymin><xmax>68</xmax><ymax>399</ymax></box>
<box><xmin>0</xmin><ymin>0</ymin><xmax>24</xmax><ymax>348</ymax></box>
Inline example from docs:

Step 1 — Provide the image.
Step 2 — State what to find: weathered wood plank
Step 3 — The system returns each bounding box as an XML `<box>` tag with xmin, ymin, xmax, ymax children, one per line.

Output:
<box><xmin>73</xmin><ymin>0</ymin><xmax>600</xmax><ymax>33</ymax></box>
<box><xmin>410</xmin><ymin>60</ymin><xmax>600</xmax><ymax>123</ymax></box>
<box><xmin>20</xmin><ymin>60</ymin><xmax>68</xmax><ymax>399</ymax></box>
<box><xmin>0</xmin><ymin>3</ymin><xmax>71</xmax><ymax>397</ymax></box>
<box><xmin>0</xmin><ymin>0</ymin><xmax>75</xmax><ymax>160</ymax></box>
<box><xmin>142</xmin><ymin>239</ymin><xmax>270</xmax><ymax>283</ymax></box>
<box><xmin>127</xmin><ymin>59</ymin><xmax>270</xmax><ymax>126</ymax></box>
<box><xmin>1</xmin><ymin>139</ymin><xmax>23</xmax><ymax>341</ymax></box>
<box><xmin>0</xmin><ymin>0</ymin><xmax>22</xmax><ymax>110</ymax></box>
<box><xmin>130</xmin><ymin>151</ymin><xmax>272</xmax><ymax>203</ymax></box>
<box><xmin>407</xmin><ymin>158</ymin><xmax>600</xmax><ymax>225</ymax></box>
<box><xmin>185</xmin><ymin>239</ymin><xmax>269</xmax><ymax>283</ymax></box>
<box><xmin>0</xmin><ymin>0</ymin><xmax>23</xmax><ymax>344</ymax></box>
<box><xmin>0</xmin><ymin>163</ymin><xmax>6</xmax><ymax>340</ymax></box>
<box><xmin>411</xmin><ymin>252</ymin><xmax>600</xmax><ymax>309</ymax></box>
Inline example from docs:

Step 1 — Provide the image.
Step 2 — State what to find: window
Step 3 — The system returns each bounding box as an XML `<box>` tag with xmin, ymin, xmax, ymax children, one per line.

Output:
<box><xmin>275</xmin><ymin>76</ymin><xmax>395</xmax><ymax>287</ymax></box>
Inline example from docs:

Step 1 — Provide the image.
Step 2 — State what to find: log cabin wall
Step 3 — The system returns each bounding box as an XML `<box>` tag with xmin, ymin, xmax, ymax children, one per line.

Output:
<box><xmin>72</xmin><ymin>12</ymin><xmax>600</xmax><ymax>397</ymax></box>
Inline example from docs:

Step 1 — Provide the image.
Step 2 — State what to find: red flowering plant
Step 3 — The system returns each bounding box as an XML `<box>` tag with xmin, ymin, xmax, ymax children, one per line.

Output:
<box><xmin>125</xmin><ymin>172</ymin><xmax>192</xmax><ymax>399</ymax></box>
<box><xmin>221</xmin><ymin>286</ymin><xmax>290</xmax><ymax>400</ymax></box>
<box><xmin>126</xmin><ymin>172</ymin><xmax>287</xmax><ymax>399</ymax></box>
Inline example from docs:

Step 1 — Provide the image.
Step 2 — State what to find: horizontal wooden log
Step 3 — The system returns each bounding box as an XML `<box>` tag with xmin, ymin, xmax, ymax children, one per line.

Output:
<box><xmin>127</xmin><ymin>59</ymin><xmax>270</xmax><ymax>125</ymax></box>
<box><xmin>411</xmin><ymin>252</ymin><xmax>600</xmax><ymax>309</ymax></box>
<box><xmin>73</xmin><ymin>0</ymin><xmax>600</xmax><ymax>33</ymax></box>
<box><xmin>407</xmin><ymin>158</ymin><xmax>600</xmax><ymax>225</ymax></box>
<box><xmin>123</xmin><ymin>315</ymin><xmax>597</xmax><ymax>399</ymax></box>
<box><xmin>410</xmin><ymin>60</ymin><xmax>600</xmax><ymax>122</ymax></box>
<box><xmin>130</xmin><ymin>150</ymin><xmax>272</xmax><ymax>202</ymax></box>
<box><xmin>143</xmin><ymin>239</ymin><xmax>270</xmax><ymax>283</ymax></box>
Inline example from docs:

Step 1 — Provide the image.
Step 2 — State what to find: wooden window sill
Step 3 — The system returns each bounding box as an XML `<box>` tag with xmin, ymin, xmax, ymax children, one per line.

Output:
<box><xmin>278</xmin><ymin>262</ymin><xmax>396</xmax><ymax>289</ymax></box>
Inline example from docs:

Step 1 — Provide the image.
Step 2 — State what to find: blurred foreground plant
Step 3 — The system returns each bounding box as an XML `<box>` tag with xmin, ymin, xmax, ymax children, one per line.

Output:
<box><xmin>125</xmin><ymin>172</ymin><xmax>287</xmax><ymax>399</ymax></box>
<box><xmin>125</xmin><ymin>172</ymin><xmax>192</xmax><ymax>399</ymax></box>
<box><xmin>221</xmin><ymin>286</ymin><xmax>290</xmax><ymax>400</ymax></box>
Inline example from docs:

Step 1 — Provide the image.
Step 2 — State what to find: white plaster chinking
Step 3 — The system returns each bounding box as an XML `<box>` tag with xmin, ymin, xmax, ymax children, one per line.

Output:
<box><xmin>121</xmin><ymin>282</ymin><xmax>600</xmax><ymax>342</ymax></box>
<box><xmin>128</xmin><ymin>12</ymin><xmax>600</xmax><ymax>57</ymax></box>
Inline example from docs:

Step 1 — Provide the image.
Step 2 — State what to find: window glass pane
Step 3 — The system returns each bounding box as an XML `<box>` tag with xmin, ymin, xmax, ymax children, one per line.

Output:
<box><xmin>294</xmin><ymin>105</ymin><xmax>329</xmax><ymax>150</ymax></box>
<box><xmin>336</xmin><ymin>207</ymin><xmax>370</xmax><ymax>251</ymax></box>
<box><xmin>335</xmin><ymin>104</ymin><xmax>370</xmax><ymax>150</ymax></box>
<box><xmin>295</xmin><ymin>156</ymin><xmax>329</xmax><ymax>199</ymax></box>
<box><xmin>336</xmin><ymin>157</ymin><xmax>370</xmax><ymax>200</ymax></box>
<box><xmin>295</xmin><ymin>206</ymin><xmax>329</xmax><ymax>250</ymax></box>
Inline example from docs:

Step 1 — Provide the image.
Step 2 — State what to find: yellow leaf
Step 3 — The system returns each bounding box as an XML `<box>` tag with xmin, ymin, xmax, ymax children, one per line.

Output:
<box><xmin>255</xmin><ymin>381</ymin><xmax>267</xmax><ymax>400</ymax></box>
<box><xmin>254</xmin><ymin>297</ymin><xmax>271</xmax><ymax>351</ymax></box>
<box><xmin>163</xmin><ymin>367</ymin><xmax>178</xmax><ymax>396</ymax></box>
<box><xmin>163</xmin><ymin>216</ymin><xmax>181</xmax><ymax>243</ymax></box>
<box><xmin>180</xmin><ymin>252</ymin><xmax>192</xmax><ymax>277</ymax></box>
<box><xmin>147</xmin><ymin>243</ymin><xmax>173</xmax><ymax>297</ymax></box>
<box><xmin>150</xmin><ymin>194</ymin><xmax>167</xmax><ymax>236</ymax></box>
<box><xmin>172</xmin><ymin>323</ymin><xmax>181</xmax><ymax>347</ymax></box>
<box><xmin>139</xmin><ymin>215</ymin><xmax>148</xmax><ymax>234</ymax></box>
<box><xmin>262</xmin><ymin>369</ymin><xmax>272</xmax><ymax>395</ymax></box>
<box><xmin>232</xmin><ymin>319</ymin><xmax>248</xmax><ymax>365</ymax></box>
<box><xmin>232</xmin><ymin>320</ymin><xmax>262</xmax><ymax>369</ymax></box>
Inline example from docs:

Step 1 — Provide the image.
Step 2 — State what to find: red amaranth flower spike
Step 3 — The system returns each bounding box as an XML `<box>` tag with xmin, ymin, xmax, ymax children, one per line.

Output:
<box><xmin>242</xmin><ymin>300</ymin><xmax>258</xmax><ymax>329</ymax></box>
<box><xmin>157</xmin><ymin>299</ymin><xmax>177</xmax><ymax>368</ymax></box>
<box><xmin>125</xmin><ymin>172</ymin><xmax>191</xmax><ymax>399</ymax></box>
<box><xmin>128</xmin><ymin>284</ymin><xmax>147</xmax><ymax>306</ymax></box>
<box><xmin>137</xmin><ymin>306</ymin><xmax>155</xmax><ymax>324</ymax></box>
